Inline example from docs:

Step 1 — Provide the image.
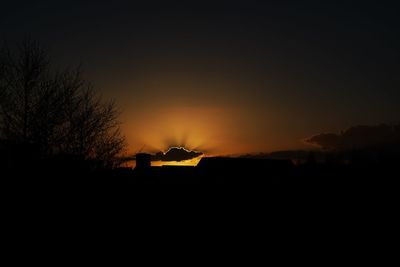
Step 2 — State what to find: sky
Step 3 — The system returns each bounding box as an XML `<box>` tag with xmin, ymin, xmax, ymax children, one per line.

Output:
<box><xmin>1</xmin><ymin>0</ymin><xmax>400</xmax><ymax>156</ymax></box>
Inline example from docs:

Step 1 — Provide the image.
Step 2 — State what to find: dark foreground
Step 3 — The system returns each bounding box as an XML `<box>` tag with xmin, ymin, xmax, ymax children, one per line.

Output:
<box><xmin>2</xmin><ymin>156</ymin><xmax>399</xmax><ymax>186</ymax></box>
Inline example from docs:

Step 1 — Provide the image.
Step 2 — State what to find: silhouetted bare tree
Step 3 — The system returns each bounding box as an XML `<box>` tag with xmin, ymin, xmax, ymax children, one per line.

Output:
<box><xmin>0</xmin><ymin>39</ymin><xmax>125</xmax><ymax>168</ymax></box>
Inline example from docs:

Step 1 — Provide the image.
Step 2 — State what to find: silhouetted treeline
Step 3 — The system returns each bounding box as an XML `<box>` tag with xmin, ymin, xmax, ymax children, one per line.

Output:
<box><xmin>0</xmin><ymin>38</ymin><xmax>125</xmax><ymax>176</ymax></box>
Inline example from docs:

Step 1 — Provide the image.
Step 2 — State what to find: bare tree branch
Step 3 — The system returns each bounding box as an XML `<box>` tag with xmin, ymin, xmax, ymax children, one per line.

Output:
<box><xmin>0</xmin><ymin>39</ymin><xmax>126</xmax><ymax>169</ymax></box>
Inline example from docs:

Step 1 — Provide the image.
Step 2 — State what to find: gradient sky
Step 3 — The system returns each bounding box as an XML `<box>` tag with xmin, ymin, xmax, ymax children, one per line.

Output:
<box><xmin>1</xmin><ymin>1</ymin><xmax>400</xmax><ymax>156</ymax></box>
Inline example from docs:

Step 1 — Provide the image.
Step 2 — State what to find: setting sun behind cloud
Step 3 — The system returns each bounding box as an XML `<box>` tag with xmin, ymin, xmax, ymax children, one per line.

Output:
<box><xmin>125</xmin><ymin>105</ymin><xmax>240</xmax><ymax>155</ymax></box>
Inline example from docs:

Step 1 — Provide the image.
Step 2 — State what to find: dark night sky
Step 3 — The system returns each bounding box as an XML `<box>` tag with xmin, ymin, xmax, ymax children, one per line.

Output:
<box><xmin>1</xmin><ymin>1</ymin><xmax>400</xmax><ymax>156</ymax></box>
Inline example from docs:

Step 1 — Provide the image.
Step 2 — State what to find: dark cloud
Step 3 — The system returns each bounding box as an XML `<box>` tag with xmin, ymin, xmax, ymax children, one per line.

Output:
<box><xmin>305</xmin><ymin>123</ymin><xmax>400</xmax><ymax>150</ymax></box>
<box><xmin>152</xmin><ymin>147</ymin><xmax>203</xmax><ymax>162</ymax></box>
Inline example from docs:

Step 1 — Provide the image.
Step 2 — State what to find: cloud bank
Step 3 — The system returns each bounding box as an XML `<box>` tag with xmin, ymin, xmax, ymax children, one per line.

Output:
<box><xmin>305</xmin><ymin>123</ymin><xmax>400</xmax><ymax>150</ymax></box>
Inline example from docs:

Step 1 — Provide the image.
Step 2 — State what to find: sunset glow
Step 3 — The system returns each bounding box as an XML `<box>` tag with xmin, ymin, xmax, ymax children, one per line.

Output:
<box><xmin>1</xmin><ymin>1</ymin><xmax>400</xmax><ymax>186</ymax></box>
<box><xmin>151</xmin><ymin>156</ymin><xmax>203</xmax><ymax>167</ymax></box>
<box><xmin>122</xmin><ymin>101</ymin><xmax>310</xmax><ymax>158</ymax></box>
<box><xmin>3</xmin><ymin>1</ymin><xmax>399</xmax><ymax>167</ymax></box>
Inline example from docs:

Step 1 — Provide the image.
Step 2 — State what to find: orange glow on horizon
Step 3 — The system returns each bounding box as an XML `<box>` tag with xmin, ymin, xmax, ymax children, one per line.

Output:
<box><xmin>151</xmin><ymin>155</ymin><xmax>203</xmax><ymax>167</ymax></box>
<box><xmin>121</xmin><ymin>101</ymin><xmax>309</xmax><ymax>158</ymax></box>
<box><xmin>122</xmin><ymin>155</ymin><xmax>204</xmax><ymax>168</ymax></box>
<box><xmin>113</xmin><ymin>70</ymin><xmax>312</xmax><ymax>158</ymax></box>
<box><xmin>124</xmin><ymin>106</ymin><xmax>245</xmax><ymax>155</ymax></box>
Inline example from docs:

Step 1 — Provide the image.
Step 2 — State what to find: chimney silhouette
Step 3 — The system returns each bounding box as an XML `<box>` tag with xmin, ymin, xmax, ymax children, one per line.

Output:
<box><xmin>135</xmin><ymin>153</ymin><xmax>151</xmax><ymax>169</ymax></box>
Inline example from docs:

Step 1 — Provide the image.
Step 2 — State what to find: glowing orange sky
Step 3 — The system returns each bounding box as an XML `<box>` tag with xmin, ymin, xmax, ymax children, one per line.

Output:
<box><xmin>3</xmin><ymin>1</ymin><xmax>400</xmax><ymax>160</ymax></box>
<box><xmin>103</xmin><ymin>65</ymin><xmax>399</xmax><ymax>158</ymax></box>
<box><xmin>121</xmin><ymin>98</ymin><xmax>310</xmax><ymax>157</ymax></box>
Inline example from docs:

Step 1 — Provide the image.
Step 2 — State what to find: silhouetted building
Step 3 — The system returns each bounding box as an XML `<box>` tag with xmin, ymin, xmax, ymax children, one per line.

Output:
<box><xmin>130</xmin><ymin>156</ymin><xmax>296</xmax><ymax>184</ymax></box>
